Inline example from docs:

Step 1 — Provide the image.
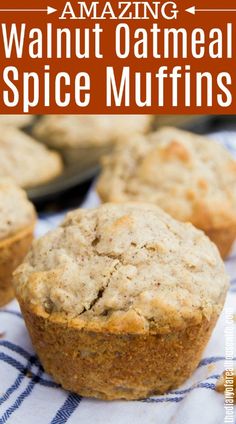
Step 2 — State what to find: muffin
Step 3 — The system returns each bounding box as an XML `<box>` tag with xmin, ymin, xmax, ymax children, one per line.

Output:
<box><xmin>0</xmin><ymin>115</ymin><xmax>34</xmax><ymax>128</ymax></box>
<box><xmin>33</xmin><ymin>115</ymin><xmax>153</xmax><ymax>163</ymax></box>
<box><xmin>0</xmin><ymin>128</ymin><xmax>63</xmax><ymax>188</ymax></box>
<box><xmin>97</xmin><ymin>127</ymin><xmax>236</xmax><ymax>258</ymax></box>
<box><xmin>0</xmin><ymin>180</ymin><xmax>36</xmax><ymax>306</ymax></box>
<box><xmin>14</xmin><ymin>203</ymin><xmax>228</xmax><ymax>400</ymax></box>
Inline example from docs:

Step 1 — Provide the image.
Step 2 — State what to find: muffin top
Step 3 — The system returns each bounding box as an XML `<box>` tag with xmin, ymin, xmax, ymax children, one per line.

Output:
<box><xmin>0</xmin><ymin>115</ymin><xmax>33</xmax><ymax>128</ymax></box>
<box><xmin>97</xmin><ymin>127</ymin><xmax>236</xmax><ymax>230</ymax></box>
<box><xmin>0</xmin><ymin>179</ymin><xmax>36</xmax><ymax>241</ymax></box>
<box><xmin>33</xmin><ymin>115</ymin><xmax>152</xmax><ymax>148</ymax></box>
<box><xmin>0</xmin><ymin>128</ymin><xmax>63</xmax><ymax>188</ymax></box>
<box><xmin>14</xmin><ymin>203</ymin><xmax>228</xmax><ymax>334</ymax></box>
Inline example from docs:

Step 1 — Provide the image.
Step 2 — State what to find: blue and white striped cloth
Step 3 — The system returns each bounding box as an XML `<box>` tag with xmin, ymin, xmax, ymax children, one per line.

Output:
<box><xmin>0</xmin><ymin>132</ymin><xmax>236</xmax><ymax>424</ymax></box>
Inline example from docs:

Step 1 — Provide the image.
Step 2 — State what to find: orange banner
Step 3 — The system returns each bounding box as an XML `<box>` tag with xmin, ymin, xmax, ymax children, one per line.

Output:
<box><xmin>0</xmin><ymin>0</ymin><xmax>236</xmax><ymax>113</ymax></box>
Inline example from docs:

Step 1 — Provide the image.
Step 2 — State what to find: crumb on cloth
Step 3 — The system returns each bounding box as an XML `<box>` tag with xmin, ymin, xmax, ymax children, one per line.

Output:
<box><xmin>216</xmin><ymin>370</ymin><xmax>236</xmax><ymax>403</ymax></box>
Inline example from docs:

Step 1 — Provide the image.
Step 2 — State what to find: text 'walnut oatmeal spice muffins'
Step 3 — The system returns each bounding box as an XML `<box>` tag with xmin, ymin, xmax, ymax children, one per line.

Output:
<box><xmin>14</xmin><ymin>203</ymin><xmax>228</xmax><ymax>400</ymax></box>
<box><xmin>97</xmin><ymin>127</ymin><xmax>236</xmax><ymax>258</ymax></box>
<box><xmin>0</xmin><ymin>128</ymin><xmax>63</xmax><ymax>188</ymax></box>
<box><xmin>0</xmin><ymin>180</ymin><xmax>36</xmax><ymax>306</ymax></box>
<box><xmin>33</xmin><ymin>115</ymin><xmax>153</xmax><ymax>163</ymax></box>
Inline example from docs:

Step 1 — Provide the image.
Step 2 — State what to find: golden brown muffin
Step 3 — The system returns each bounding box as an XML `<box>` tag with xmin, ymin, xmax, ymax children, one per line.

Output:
<box><xmin>33</xmin><ymin>115</ymin><xmax>153</xmax><ymax>164</ymax></box>
<box><xmin>33</xmin><ymin>115</ymin><xmax>153</xmax><ymax>149</ymax></box>
<box><xmin>97</xmin><ymin>127</ymin><xmax>236</xmax><ymax>258</ymax></box>
<box><xmin>0</xmin><ymin>115</ymin><xmax>34</xmax><ymax>128</ymax></box>
<box><xmin>14</xmin><ymin>203</ymin><xmax>228</xmax><ymax>400</ymax></box>
<box><xmin>0</xmin><ymin>128</ymin><xmax>63</xmax><ymax>188</ymax></box>
<box><xmin>0</xmin><ymin>180</ymin><xmax>36</xmax><ymax>306</ymax></box>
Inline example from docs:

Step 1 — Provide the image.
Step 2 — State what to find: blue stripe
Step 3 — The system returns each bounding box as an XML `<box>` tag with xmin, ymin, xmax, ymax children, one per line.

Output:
<box><xmin>35</xmin><ymin>379</ymin><xmax>59</xmax><ymax>389</ymax></box>
<box><xmin>0</xmin><ymin>352</ymin><xmax>59</xmax><ymax>388</ymax></box>
<box><xmin>50</xmin><ymin>393</ymin><xmax>82</xmax><ymax>424</ymax></box>
<box><xmin>0</xmin><ymin>369</ymin><xmax>43</xmax><ymax>424</ymax></box>
<box><xmin>141</xmin><ymin>396</ymin><xmax>184</xmax><ymax>403</ymax></box>
<box><xmin>0</xmin><ymin>373</ymin><xmax>25</xmax><ymax>406</ymax></box>
<box><xmin>0</xmin><ymin>354</ymin><xmax>34</xmax><ymax>407</ymax></box>
<box><xmin>0</xmin><ymin>310</ymin><xmax>22</xmax><ymax>319</ymax></box>
<box><xmin>170</xmin><ymin>381</ymin><xmax>216</xmax><ymax>396</ymax></box>
<box><xmin>142</xmin><ymin>381</ymin><xmax>217</xmax><ymax>403</ymax></box>
<box><xmin>0</xmin><ymin>341</ymin><xmax>39</xmax><ymax>364</ymax></box>
<box><xmin>0</xmin><ymin>353</ymin><xmax>30</xmax><ymax>375</ymax></box>
<box><xmin>198</xmin><ymin>356</ymin><xmax>236</xmax><ymax>368</ymax></box>
<box><xmin>169</xmin><ymin>375</ymin><xmax>220</xmax><ymax>395</ymax></box>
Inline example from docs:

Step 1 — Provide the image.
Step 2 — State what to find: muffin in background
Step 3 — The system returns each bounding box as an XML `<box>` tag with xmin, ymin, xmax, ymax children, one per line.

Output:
<box><xmin>97</xmin><ymin>127</ymin><xmax>236</xmax><ymax>258</ymax></box>
<box><xmin>0</xmin><ymin>179</ymin><xmax>36</xmax><ymax>306</ymax></box>
<box><xmin>0</xmin><ymin>128</ymin><xmax>63</xmax><ymax>188</ymax></box>
<box><xmin>0</xmin><ymin>115</ymin><xmax>34</xmax><ymax>128</ymax></box>
<box><xmin>33</xmin><ymin>115</ymin><xmax>153</xmax><ymax>163</ymax></box>
<box><xmin>14</xmin><ymin>203</ymin><xmax>228</xmax><ymax>400</ymax></box>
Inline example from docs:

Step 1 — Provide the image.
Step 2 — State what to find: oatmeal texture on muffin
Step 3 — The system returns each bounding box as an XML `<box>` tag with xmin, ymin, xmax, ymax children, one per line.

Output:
<box><xmin>97</xmin><ymin>127</ymin><xmax>236</xmax><ymax>232</ymax></box>
<box><xmin>14</xmin><ymin>203</ymin><xmax>228</xmax><ymax>334</ymax></box>
<box><xmin>0</xmin><ymin>128</ymin><xmax>63</xmax><ymax>188</ymax></box>
<box><xmin>0</xmin><ymin>115</ymin><xmax>33</xmax><ymax>128</ymax></box>
<box><xmin>0</xmin><ymin>179</ymin><xmax>36</xmax><ymax>240</ymax></box>
<box><xmin>33</xmin><ymin>115</ymin><xmax>152</xmax><ymax>148</ymax></box>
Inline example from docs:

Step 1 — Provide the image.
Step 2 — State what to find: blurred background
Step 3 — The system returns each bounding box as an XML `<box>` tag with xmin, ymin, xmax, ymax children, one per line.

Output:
<box><xmin>1</xmin><ymin>114</ymin><xmax>236</xmax><ymax>213</ymax></box>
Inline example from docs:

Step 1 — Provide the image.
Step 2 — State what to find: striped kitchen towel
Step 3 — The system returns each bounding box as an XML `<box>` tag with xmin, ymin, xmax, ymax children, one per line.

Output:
<box><xmin>0</xmin><ymin>131</ymin><xmax>236</xmax><ymax>424</ymax></box>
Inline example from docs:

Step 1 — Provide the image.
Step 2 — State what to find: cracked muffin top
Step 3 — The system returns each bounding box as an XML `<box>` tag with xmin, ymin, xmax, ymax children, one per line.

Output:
<box><xmin>0</xmin><ymin>179</ymin><xmax>36</xmax><ymax>241</ymax></box>
<box><xmin>97</xmin><ymin>127</ymin><xmax>236</xmax><ymax>231</ymax></box>
<box><xmin>14</xmin><ymin>203</ymin><xmax>228</xmax><ymax>334</ymax></box>
<box><xmin>0</xmin><ymin>128</ymin><xmax>63</xmax><ymax>188</ymax></box>
<box><xmin>33</xmin><ymin>115</ymin><xmax>152</xmax><ymax>148</ymax></box>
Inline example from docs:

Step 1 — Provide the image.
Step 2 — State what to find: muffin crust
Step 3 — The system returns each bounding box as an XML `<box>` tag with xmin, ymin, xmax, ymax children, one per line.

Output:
<box><xmin>0</xmin><ymin>179</ymin><xmax>36</xmax><ymax>240</ymax></box>
<box><xmin>0</xmin><ymin>226</ymin><xmax>35</xmax><ymax>306</ymax></box>
<box><xmin>97</xmin><ymin>127</ymin><xmax>236</xmax><ymax>257</ymax></box>
<box><xmin>20</xmin><ymin>305</ymin><xmax>219</xmax><ymax>399</ymax></box>
<box><xmin>0</xmin><ymin>180</ymin><xmax>36</xmax><ymax>306</ymax></box>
